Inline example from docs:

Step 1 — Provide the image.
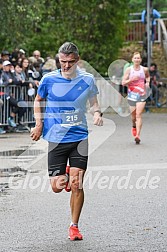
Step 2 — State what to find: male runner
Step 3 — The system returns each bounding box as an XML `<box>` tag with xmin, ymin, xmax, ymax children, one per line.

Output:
<box><xmin>31</xmin><ymin>42</ymin><xmax>103</xmax><ymax>240</ymax></box>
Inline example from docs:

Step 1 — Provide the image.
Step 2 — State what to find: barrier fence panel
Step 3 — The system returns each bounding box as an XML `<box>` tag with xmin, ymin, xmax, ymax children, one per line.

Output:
<box><xmin>0</xmin><ymin>80</ymin><xmax>167</xmax><ymax>127</ymax></box>
<box><xmin>0</xmin><ymin>85</ymin><xmax>36</xmax><ymax>127</ymax></box>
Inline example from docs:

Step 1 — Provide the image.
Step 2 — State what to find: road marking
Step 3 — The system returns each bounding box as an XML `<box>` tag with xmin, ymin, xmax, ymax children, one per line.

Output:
<box><xmin>89</xmin><ymin>163</ymin><xmax>167</xmax><ymax>171</ymax></box>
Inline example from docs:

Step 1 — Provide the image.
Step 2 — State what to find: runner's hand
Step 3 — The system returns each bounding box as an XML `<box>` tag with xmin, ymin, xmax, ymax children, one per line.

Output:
<box><xmin>93</xmin><ymin>112</ymin><xmax>103</xmax><ymax>126</ymax></box>
<box><xmin>30</xmin><ymin>125</ymin><xmax>43</xmax><ymax>141</ymax></box>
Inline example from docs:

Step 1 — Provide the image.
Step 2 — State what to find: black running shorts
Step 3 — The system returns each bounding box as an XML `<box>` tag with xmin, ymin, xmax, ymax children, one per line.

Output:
<box><xmin>48</xmin><ymin>139</ymin><xmax>88</xmax><ymax>177</ymax></box>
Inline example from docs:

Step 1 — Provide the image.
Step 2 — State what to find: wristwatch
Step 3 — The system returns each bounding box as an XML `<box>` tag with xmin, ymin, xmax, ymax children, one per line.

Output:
<box><xmin>94</xmin><ymin>110</ymin><xmax>103</xmax><ymax>117</ymax></box>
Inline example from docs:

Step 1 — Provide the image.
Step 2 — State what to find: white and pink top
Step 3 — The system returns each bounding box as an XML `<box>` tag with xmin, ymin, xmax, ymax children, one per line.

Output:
<box><xmin>128</xmin><ymin>66</ymin><xmax>146</xmax><ymax>101</ymax></box>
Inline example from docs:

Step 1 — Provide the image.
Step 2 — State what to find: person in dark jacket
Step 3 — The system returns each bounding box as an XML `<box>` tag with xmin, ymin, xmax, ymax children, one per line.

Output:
<box><xmin>0</xmin><ymin>60</ymin><xmax>26</xmax><ymax>127</ymax></box>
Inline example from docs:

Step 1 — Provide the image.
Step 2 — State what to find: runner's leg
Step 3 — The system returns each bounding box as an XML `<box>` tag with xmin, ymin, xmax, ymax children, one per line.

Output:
<box><xmin>129</xmin><ymin>105</ymin><xmax>136</xmax><ymax>128</ymax></box>
<box><xmin>135</xmin><ymin>101</ymin><xmax>146</xmax><ymax>138</ymax></box>
<box><xmin>69</xmin><ymin>168</ymin><xmax>85</xmax><ymax>224</ymax></box>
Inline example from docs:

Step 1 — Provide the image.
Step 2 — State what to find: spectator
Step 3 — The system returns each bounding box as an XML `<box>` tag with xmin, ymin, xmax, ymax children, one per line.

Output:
<box><xmin>0</xmin><ymin>60</ymin><xmax>26</xmax><ymax>127</ymax></box>
<box><xmin>149</xmin><ymin>63</ymin><xmax>161</xmax><ymax>105</ymax></box>
<box><xmin>20</xmin><ymin>58</ymin><xmax>31</xmax><ymax>81</ymax></box>
<box><xmin>42</xmin><ymin>56</ymin><xmax>57</xmax><ymax>76</ymax></box>
<box><xmin>29</xmin><ymin>50</ymin><xmax>44</xmax><ymax>65</ymax></box>
<box><xmin>14</xmin><ymin>62</ymin><xmax>31</xmax><ymax>89</ymax></box>
<box><xmin>14</xmin><ymin>63</ymin><xmax>24</xmax><ymax>83</ymax></box>
<box><xmin>0</xmin><ymin>98</ymin><xmax>6</xmax><ymax>134</ymax></box>
<box><xmin>1</xmin><ymin>50</ymin><xmax>10</xmax><ymax>62</ymax></box>
<box><xmin>11</xmin><ymin>48</ymin><xmax>20</xmax><ymax>65</ymax></box>
<box><xmin>20</xmin><ymin>58</ymin><xmax>38</xmax><ymax>95</ymax></box>
<box><xmin>12</xmin><ymin>49</ymin><xmax>26</xmax><ymax>65</ymax></box>
<box><xmin>29</xmin><ymin>61</ymin><xmax>42</xmax><ymax>82</ymax></box>
<box><xmin>19</xmin><ymin>49</ymin><xmax>26</xmax><ymax>60</ymax></box>
<box><xmin>141</xmin><ymin>8</ymin><xmax>161</xmax><ymax>42</ymax></box>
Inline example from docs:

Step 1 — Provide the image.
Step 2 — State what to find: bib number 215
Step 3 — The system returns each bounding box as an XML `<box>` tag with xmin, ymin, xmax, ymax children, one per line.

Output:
<box><xmin>66</xmin><ymin>115</ymin><xmax>78</xmax><ymax>122</ymax></box>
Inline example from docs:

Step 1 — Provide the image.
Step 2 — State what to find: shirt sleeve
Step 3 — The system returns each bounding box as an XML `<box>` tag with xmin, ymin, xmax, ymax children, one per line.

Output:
<box><xmin>141</xmin><ymin>10</ymin><xmax>146</xmax><ymax>23</ymax></box>
<box><xmin>37</xmin><ymin>77</ymin><xmax>48</xmax><ymax>98</ymax></box>
<box><xmin>153</xmin><ymin>9</ymin><xmax>161</xmax><ymax>19</ymax></box>
<box><xmin>88</xmin><ymin>77</ymin><xmax>99</xmax><ymax>98</ymax></box>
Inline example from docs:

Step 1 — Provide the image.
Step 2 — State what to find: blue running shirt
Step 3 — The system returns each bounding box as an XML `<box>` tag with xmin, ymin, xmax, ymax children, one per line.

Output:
<box><xmin>37</xmin><ymin>68</ymin><xmax>99</xmax><ymax>143</ymax></box>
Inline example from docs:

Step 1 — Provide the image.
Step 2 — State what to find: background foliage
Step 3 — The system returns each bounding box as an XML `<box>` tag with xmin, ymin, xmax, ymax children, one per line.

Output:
<box><xmin>0</xmin><ymin>0</ymin><xmax>166</xmax><ymax>75</ymax></box>
<box><xmin>128</xmin><ymin>0</ymin><xmax>167</xmax><ymax>13</ymax></box>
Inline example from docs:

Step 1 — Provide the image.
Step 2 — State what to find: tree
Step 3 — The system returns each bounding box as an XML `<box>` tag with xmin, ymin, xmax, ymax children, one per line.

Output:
<box><xmin>128</xmin><ymin>0</ymin><xmax>167</xmax><ymax>13</ymax></box>
<box><xmin>0</xmin><ymin>0</ymin><xmax>44</xmax><ymax>52</ymax></box>
<box><xmin>0</xmin><ymin>0</ymin><xmax>129</xmax><ymax>75</ymax></box>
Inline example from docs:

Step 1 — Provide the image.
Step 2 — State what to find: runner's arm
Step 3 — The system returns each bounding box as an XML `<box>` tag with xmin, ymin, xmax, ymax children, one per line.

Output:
<box><xmin>89</xmin><ymin>95</ymin><xmax>103</xmax><ymax>126</ymax></box>
<box><xmin>30</xmin><ymin>94</ymin><xmax>44</xmax><ymax>141</ymax></box>
<box><xmin>122</xmin><ymin>67</ymin><xmax>131</xmax><ymax>86</ymax></box>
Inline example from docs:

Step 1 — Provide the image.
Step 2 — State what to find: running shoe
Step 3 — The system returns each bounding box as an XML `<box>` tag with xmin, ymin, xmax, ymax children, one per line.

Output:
<box><xmin>65</xmin><ymin>165</ymin><xmax>71</xmax><ymax>192</ymax></box>
<box><xmin>68</xmin><ymin>225</ymin><xmax>83</xmax><ymax>241</ymax></box>
<box><xmin>135</xmin><ymin>136</ymin><xmax>140</xmax><ymax>144</ymax></box>
<box><xmin>156</xmin><ymin>102</ymin><xmax>161</xmax><ymax>108</ymax></box>
<box><xmin>8</xmin><ymin>117</ymin><xmax>16</xmax><ymax>127</ymax></box>
<box><xmin>131</xmin><ymin>127</ymin><xmax>136</xmax><ymax>137</ymax></box>
<box><xmin>0</xmin><ymin>128</ymin><xmax>6</xmax><ymax>134</ymax></box>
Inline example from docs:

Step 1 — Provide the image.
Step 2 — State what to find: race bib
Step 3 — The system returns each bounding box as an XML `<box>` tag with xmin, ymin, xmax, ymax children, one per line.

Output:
<box><xmin>128</xmin><ymin>91</ymin><xmax>140</xmax><ymax>101</ymax></box>
<box><xmin>61</xmin><ymin>110</ymin><xmax>83</xmax><ymax>127</ymax></box>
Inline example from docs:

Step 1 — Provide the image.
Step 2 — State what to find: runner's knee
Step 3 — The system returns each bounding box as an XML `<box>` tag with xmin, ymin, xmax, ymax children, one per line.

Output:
<box><xmin>50</xmin><ymin>175</ymin><xmax>67</xmax><ymax>193</ymax></box>
<box><xmin>70</xmin><ymin>170</ymin><xmax>84</xmax><ymax>191</ymax></box>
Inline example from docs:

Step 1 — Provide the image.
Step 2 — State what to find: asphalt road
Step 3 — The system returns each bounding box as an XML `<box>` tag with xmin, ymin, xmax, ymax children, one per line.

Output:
<box><xmin>0</xmin><ymin>113</ymin><xmax>167</xmax><ymax>252</ymax></box>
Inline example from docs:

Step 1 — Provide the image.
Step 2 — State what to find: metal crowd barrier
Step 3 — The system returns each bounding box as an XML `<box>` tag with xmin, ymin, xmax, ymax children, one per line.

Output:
<box><xmin>0</xmin><ymin>79</ymin><xmax>167</xmax><ymax>127</ymax></box>
<box><xmin>0</xmin><ymin>85</ymin><xmax>36</xmax><ymax>127</ymax></box>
